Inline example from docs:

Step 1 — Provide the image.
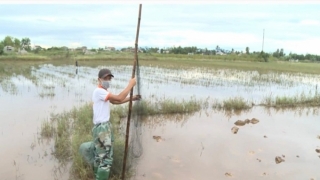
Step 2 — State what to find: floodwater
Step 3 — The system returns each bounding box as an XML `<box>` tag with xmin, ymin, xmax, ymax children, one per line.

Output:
<box><xmin>133</xmin><ymin>108</ymin><xmax>320</xmax><ymax>180</ymax></box>
<box><xmin>0</xmin><ymin>62</ymin><xmax>320</xmax><ymax>180</ymax></box>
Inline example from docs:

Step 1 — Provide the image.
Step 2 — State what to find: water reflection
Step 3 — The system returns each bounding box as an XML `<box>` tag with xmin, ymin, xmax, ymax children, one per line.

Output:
<box><xmin>140</xmin><ymin>112</ymin><xmax>195</xmax><ymax>129</ymax></box>
<box><xmin>262</xmin><ymin>106</ymin><xmax>320</xmax><ymax>117</ymax></box>
<box><xmin>133</xmin><ymin>107</ymin><xmax>320</xmax><ymax>180</ymax></box>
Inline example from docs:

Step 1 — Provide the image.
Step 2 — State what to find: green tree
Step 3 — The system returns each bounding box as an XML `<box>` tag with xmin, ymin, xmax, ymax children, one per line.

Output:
<box><xmin>245</xmin><ymin>47</ymin><xmax>250</xmax><ymax>54</ymax></box>
<box><xmin>279</xmin><ymin>48</ymin><xmax>284</xmax><ymax>57</ymax></box>
<box><xmin>21</xmin><ymin>37</ymin><xmax>31</xmax><ymax>51</ymax></box>
<box><xmin>216</xmin><ymin>45</ymin><xmax>220</xmax><ymax>51</ymax></box>
<box><xmin>273</xmin><ymin>49</ymin><xmax>280</xmax><ymax>58</ymax></box>
<box><xmin>3</xmin><ymin>36</ymin><xmax>14</xmax><ymax>46</ymax></box>
<box><xmin>0</xmin><ymin>41</ymin><xmax>4</xmax><ymax>55</ymax></box>
<box><xmin>259</xmin><ymin>51</ymin><xmax>269</xmax><ymax>62</ymax></box>
<box><xmin>14</xmin><ymin>38</ymin><xmax>21</xmax><ymax>50</ymax></box>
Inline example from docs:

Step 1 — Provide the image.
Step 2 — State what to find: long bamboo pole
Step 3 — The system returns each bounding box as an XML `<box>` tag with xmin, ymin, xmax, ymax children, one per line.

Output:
<box><xmin>121</xmin><ymin>4</ymin><xmax>142</xmax><ymax>180</ymax></box>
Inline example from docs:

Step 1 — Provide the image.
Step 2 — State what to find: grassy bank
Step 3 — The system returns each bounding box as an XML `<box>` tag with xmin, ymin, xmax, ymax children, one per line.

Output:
<box><xmin>1</xmin><ymin>52</ymin><xmax>320</xmax><ymax>75</ymax></box>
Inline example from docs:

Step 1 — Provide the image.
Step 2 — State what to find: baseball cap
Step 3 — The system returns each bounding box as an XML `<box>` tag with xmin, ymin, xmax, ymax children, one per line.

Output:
<box><xmin>98</xmin><ymin>68</ymin><xmax>114</xmax><ymax>79</ymax></box>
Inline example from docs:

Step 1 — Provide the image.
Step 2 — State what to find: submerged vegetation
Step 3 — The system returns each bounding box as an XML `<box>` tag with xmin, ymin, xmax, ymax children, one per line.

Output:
<box><xmin>212</xmin><ymin>97</ymin><xmax>252</xmax><ymax>111</ymax></box>
<box><xmin>262</xmin><ymin>92</ymin><xmax>320</xmax><ymax>108</ymax></box>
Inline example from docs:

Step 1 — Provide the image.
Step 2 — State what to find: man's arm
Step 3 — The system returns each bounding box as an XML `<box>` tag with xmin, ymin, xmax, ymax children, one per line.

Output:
<box><xmin>110</xmin><ymin>95</ymin><xmax>141</xmax><ymax>105</ymax></box>
<box><xmin>108</xmin><ymin>78</ymin><xmax>136</xmax><ymax>102</ymax></box>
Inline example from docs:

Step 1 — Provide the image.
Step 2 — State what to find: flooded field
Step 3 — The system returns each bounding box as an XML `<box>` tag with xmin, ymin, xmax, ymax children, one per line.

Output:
<box><xmin>133</xmin><ymin>108</ymin><xmax>320</xmax><ymax>180</ymax></box>
<box><xmin>0</xmin><ymin>61</ymin><xmax>320</xmax><ymax>180</ymax></box>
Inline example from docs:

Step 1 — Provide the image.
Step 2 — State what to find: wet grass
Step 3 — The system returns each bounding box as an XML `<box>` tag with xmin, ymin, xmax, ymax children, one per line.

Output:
<box><xmin>212</xmin><ymin>97</ymin><xmax>252</xmax><ymax>111</ymax></box>
<box><xmin>262</xmin><ymin>92</ymin><xmax>320</xmax><ymax>108</ymax></box>
<box><xmin>211</xmin><ymin>92</ymin><xmax>320</xmax><ymax>111</ymax></box>
<box><xmin>133</xmin><ymin>97</ymin><xmax>203</xmax><ymax>116</ymax></box>
<box><xmin>40</xmin><ymin>120</ymin><xmax>55</xmax><ymax>138</ymax></box>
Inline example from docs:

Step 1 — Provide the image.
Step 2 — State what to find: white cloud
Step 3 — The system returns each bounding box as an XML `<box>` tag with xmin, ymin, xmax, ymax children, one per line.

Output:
<box><xmin>37</xmin><ymin>17</ymin><xmax>57</xmax><ymax>22</ymax></box>
<box><xmin>299</xmin><ymin>20</ymin><xmax>320</xmax><ymax>26</ymax></box>
<box><xmin>281</xmin><ymin>38</ymin><xmax>320</xmax><ymax>54</ymax></box>
<box><xmin>139</xmin><ymin>30</ymin><xmax>260</xmax><ymax>50</ymax></box>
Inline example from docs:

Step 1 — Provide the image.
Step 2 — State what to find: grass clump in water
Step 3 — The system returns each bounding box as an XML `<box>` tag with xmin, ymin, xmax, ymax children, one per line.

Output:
<box><xmin>40</xmin><ymin>120</ymin><xmax>55</xmax><ymax>138</ymax></box>
<box><xmin>212</xmin><ymin>97</ymin><xmax>252</xmax><ymax>111</ymax></box>
<box><xmin>265</xmin><ymin>92</ymin><xmax>320</xmax><ymax>108</ymax></box>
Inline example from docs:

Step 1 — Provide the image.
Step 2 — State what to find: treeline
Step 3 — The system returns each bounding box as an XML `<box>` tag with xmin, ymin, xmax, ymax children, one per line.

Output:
<box><xmin>155</xmin><ymin>46</ymin><xmax>320</xmax><ymax>62</ymax></box>
<box><xmin>1</xmin><ymin>35</ymin><xmax>320</xmax><ymax>62</ymax></box>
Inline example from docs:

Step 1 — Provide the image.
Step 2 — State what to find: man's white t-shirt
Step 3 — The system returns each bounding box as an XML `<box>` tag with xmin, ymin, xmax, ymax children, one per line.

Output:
<box><xmin>92</xmin><ymin>86</ymin><xmax>111</xmax><ymax>125</ymax></box>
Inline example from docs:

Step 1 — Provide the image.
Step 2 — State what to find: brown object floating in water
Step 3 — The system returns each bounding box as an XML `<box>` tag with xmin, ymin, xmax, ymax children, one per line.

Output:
<box><xmin>245</xmin><ymin>119</ymin><xmax>251</xmax><ymax>124</ymax></box>
<box><xmin>250</xmin><ymin>118</ymin><xmax>259</xmax><ymax>124</ymax></box>
<box><xmin>316</xmin><ymin>149</ymin><xmax>320</xmax><ymax>153</ymax></box>
<box><xmin>264</xmin><ymin>135</ymin><xmax>267</xmax><ymax>138</ymax></box>
<box><xmin>231</xmin><ymin>126</ymin><xmax>239</xmax><ymax>134</ymax></box>
<box><xmin>275</xmin><ymin>156</ymin><xmax>285</xmax><ymax>164</ymax></box>
<box><xmin>153</xmin><ymin>136</ymin><xmax>162</xmax><ymax>142</ymax></box>
<box><xmin>234</xmin><ymin>120</ymin><xmax>246</xmax><ymax>126</ymax></box>
<box><xmin>225</xmin><ymin>172</ymin><xmax>232</xmax><ymax>177</ymax></box>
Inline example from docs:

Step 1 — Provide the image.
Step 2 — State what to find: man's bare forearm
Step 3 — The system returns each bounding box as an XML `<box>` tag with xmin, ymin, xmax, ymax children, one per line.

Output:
<box><xmin>110</xmin><ymin>97</ymin><xmax>130</xmax><ymax>105</ymax></box>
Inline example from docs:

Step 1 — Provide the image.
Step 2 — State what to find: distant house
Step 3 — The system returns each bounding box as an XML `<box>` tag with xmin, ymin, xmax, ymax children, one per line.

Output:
<box><xmin>289</xmin><ymin>59</ymin><xmax>299</xmax><ymax>63</ymax></box>
<box><xmin>61</xmin><ymin>46</ymin><xmax>68</xmax><ymax>51</ymax></box>
<box><xmin>75</xmin><ymin>46</ymin><xmax>87</xmax><ymax>53</ymax></box>
<box><xmin>105</xmin><ymin>46</ymin><xmax>115</xmax><ymax>51</ymax></box>
<box><xmin>3</xmin><ymin>46</ymin><xmax>15</xmax><ymax>53</ymax></box>
<box><xmin>157</xmin><ymin>49</ymin><xmax>170</xmax><ymax>54</ymax></box>
<box><xmin>121</xmin><ymin>47</ymin><xmax>135</xmax><ymax>53</ymax></box>
<box><xmin>18</xmin><ymin>48</ymin><xmax>28</xmax><ymax>54</ymax></box>
<box><xmin>216</xmin><ymin>51</ymin><xmax>226</xmax><ymax>55</ymax></box>
<box><xmin>84</xmin><ymin>50</ymin><xmax>96</xmax><ymax>55</ymax></box>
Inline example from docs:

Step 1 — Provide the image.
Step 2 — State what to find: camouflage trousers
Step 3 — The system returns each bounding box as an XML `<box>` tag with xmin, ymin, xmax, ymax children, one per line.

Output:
<box><xmin>92</xmin><ymin>121</ymin><xmax>114</xmax><ymax>180</ymax></box>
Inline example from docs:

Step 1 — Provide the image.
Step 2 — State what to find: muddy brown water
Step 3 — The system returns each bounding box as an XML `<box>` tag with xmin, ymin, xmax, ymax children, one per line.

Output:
<box><xmin>131</xmin><ymin>108</ymin><xmax>320</xmax><ymax>180</ymax></box>
<box><xmin>1</xmin><ymin>63</ymin><xmax>320</xmax><ymax>179</ymax></box>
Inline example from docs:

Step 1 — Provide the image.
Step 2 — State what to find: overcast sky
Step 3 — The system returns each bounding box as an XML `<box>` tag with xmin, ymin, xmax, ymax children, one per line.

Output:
<box><xmin>1</xmin><ymin>1</ymin><xmax>320</xmax><ymax>55</ymax></box>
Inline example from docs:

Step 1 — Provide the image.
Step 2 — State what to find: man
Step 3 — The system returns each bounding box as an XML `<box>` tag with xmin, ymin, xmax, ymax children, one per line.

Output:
<box><xmin>92</xmin><ymin>68</ymin><xmax>140</xmax><ymax>180</ymax></box>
